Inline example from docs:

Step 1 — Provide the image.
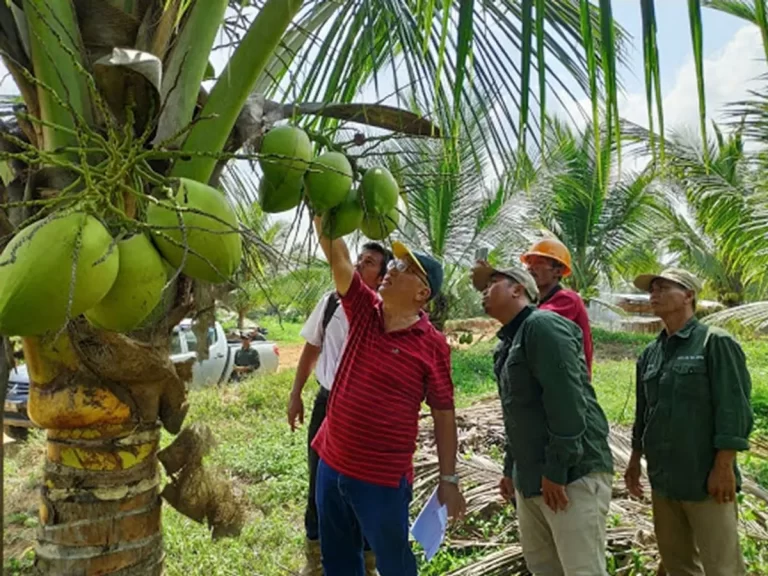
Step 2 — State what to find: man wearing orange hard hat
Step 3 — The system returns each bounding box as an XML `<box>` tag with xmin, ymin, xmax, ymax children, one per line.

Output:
<box><xmin>520</xmin><ymin>238</ymin><xmax>594</xmax><ymax>378</ymax></box>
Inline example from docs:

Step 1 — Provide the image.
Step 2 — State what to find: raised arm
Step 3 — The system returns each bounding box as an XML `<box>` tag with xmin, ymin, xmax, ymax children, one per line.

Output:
<box><xmin>313</xmin><ymin>216</ymin><xmax>355</xmax><ymax>297</ymax></box>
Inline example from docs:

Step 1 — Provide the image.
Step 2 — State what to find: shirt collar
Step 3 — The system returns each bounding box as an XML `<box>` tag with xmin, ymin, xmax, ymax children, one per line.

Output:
<box><xmin>539</xmin><ymin>284</ymin><xmax>562</xmax><ymax>305</ymax></box>
<box><xmin>658</xmin><ymin>315</ymin><xmax>699</xmax><ymax>342</ymax></box>
<box><xmin>497</xmin><ymin>305</ymin><xmax>536</xmax><ymax>341</ymax></box>
<box><xmin>375</xmin><ymin>301</ymin><xmax>430</xmax><ymax>334</ymax></box>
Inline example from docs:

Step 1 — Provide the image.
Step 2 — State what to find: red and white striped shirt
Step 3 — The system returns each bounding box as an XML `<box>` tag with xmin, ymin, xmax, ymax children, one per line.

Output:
<box><xmin>312</xmin><ymin>272</ymin><xmax>455</xmax><ymax>487</ymax></box>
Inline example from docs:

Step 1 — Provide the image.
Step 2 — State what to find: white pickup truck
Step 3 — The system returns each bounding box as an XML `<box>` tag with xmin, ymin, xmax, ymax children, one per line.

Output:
<box><xmin>172</xmin><ymin>319</ymin><xmax>280</xmax><ymax>389</ymax></box>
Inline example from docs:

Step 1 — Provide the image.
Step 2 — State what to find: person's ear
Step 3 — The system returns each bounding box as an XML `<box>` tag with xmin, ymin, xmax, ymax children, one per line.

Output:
<box><xmin>416</xmin><ymin>285</ymin><xmax>430</xmax><ymax>304</ymax></box>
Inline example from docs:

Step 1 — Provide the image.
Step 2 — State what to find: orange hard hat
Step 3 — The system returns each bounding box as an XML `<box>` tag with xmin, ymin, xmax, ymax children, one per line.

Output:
<box><xmin>520</xmin><ymin>238</ymin><xmax>572</xmax><ymax>277</ymax></box>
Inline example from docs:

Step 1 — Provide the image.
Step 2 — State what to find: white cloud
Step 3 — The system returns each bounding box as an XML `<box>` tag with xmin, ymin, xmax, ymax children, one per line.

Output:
<box><xmin>625</xmin><ymin>25</ymin><xmax>766</xmax><ymax>132</ymax></box>
<box><xmin>563</xmin><ymin>24</ymin><xmax>767</xmax><ymax>135</ymax></box>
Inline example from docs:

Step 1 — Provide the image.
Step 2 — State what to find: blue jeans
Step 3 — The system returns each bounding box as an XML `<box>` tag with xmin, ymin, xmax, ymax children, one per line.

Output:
<box><xmin>316</xmin><ymin>459</ymin><xmax>417</xmax><ymax>576</ymax></box>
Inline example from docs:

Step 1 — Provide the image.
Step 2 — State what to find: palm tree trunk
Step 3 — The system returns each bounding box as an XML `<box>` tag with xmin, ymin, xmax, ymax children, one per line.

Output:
<box><xmin>21</xmin><ymin>322</ymin><xmax>185</xmax><ymax>575</ymax></box>
<box><xmin>35</xmin><ymin>426</ymin><xmax>163</xmax><ymax>575</ymax></box>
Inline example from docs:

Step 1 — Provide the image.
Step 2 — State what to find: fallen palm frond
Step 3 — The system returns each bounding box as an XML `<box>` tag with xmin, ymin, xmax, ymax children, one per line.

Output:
<box><xmin>414</xmin><ymin>397</ymin><xmax>768</xmax><ymax>575</ymax></box>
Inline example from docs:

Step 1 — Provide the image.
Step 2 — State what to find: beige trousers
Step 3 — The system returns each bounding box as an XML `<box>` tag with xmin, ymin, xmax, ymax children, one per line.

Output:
<box><xmin>515</xmin><ymin>473</ymin><xmax>612</xmax><ymax>576</ymax></box>
<box><xmin>651</xmin><ymin>492</ymin><xmax>746</xmax><ymax>576</ymax></box>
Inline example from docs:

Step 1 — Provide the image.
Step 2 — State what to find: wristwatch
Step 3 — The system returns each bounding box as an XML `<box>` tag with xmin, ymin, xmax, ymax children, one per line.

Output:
<box><xmin>439</xmin><ymin>474</ymin><xmax>459</xmax><ymax>485</ymax></box>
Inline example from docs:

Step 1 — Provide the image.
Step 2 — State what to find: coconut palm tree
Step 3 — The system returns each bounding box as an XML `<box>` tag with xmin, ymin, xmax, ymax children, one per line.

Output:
<box><xmin>0</xmin><ymin>3</ymin><xmax>633</xmax><ymax>573</ymax></box>
<box><xmin>522</xmin><ymin>118</ymin><xmax>668</xmax><ymax>300</ymax></box>
<box><xmin>658</xmin><ymin>125</ymin><xmax>768</xmax><ymax>306</ymax></box>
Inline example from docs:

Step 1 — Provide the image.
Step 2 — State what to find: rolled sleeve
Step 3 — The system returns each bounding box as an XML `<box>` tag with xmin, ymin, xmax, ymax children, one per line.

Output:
<box><xmin>527</xmin><ymin>317</ymin><xmax>587</xmax><ymax>485</ymax></box>
<box><xmin>425</xmin><ymin>337</ymin><xmax>455</xmax><ymax>410</ymax></box>
<box><xmin>707</xmin><ymin>332</ymin><xmax>753</xmax><ymax>452</ymax></box>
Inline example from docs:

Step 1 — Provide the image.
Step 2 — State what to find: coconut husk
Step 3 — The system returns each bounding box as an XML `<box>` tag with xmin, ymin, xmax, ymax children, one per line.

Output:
<box><xmin>157</xmin><ymin>423</ymin><xmax>215</xmax><ymax>475</ymax></box>
<box><xmin>66</xmin><ymin>319</ymin><xmax>190</xmax><ymax>434</ymax></box>
<box><xmin>159</xmin><ymin>423</ymin><xmax>245</xmax><ymax>540</ymax></box>
<box><xmin>414</xmin><ymin>397</ymin><xmax>768</xmax><ymax>575</ymax></box>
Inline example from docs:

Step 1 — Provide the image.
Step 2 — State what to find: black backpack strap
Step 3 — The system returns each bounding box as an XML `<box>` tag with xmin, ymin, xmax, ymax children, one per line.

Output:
<box><xmin>320</xmin><ymin>292</ymin><xmax>340</xmax><ymax>342</ymax></box>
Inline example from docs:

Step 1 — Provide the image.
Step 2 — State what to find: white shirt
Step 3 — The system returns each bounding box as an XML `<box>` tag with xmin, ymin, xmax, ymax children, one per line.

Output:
<box><xmin>300</xmin><ymin>291</ymin><xmax>349</xmax><ymax>390</ymax></box>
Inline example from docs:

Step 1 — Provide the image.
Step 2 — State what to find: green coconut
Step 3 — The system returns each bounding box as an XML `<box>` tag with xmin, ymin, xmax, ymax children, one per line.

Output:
<box><xmin>0</xmin><ymin>212</ymin><xmax>119</xmax><ymax>336</ymax></box>
<box><xmin>257</xmin><ymin>125</ymin><xmax>312</xmax><ymax>214</ymax></box>
<box><xmin>322</xmin><ymin>188</ymin><xmax>363</xmax><ymax>239</ymax></box>
<box><xmin>137</xmin><ymin>260</ymin><xmax>177</xmax><ymax>330</ymax></box>
<box><xmin>305</xmin><ymin>152</ymin><xmax>353</xmax><ymax>214</ymax></box>
<box><xmin>85</xmin><ymin>234</ymin><xmax>168</xmax><ymax>332</ymax></box>
<box><xmin>361</xmin><ymin>167</ymin><xmax>399</xmax><ymax>215</ymax></box>
<box><xmin>258</xmin><ymin>173</ymin><xmax>303</xmax><ymax>214</ymax></box>
<box><xmin>259</xmin><ymin>125</ymin><xmax>312</xmax><ymax>180</ymax></box>
<box><xmin>359</xmin><ymin>208</ymin><xmax>399</xmax><ymax>240</ymax></box>
<box><xmin>148</xmin><ymin>178</ymin><xmax>243</xmax><ymax>284</ymax></box>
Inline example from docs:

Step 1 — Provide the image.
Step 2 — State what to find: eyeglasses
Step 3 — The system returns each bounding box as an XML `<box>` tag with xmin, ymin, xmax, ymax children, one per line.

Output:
<box><xmin>387</xmin><ymin>258</ymin><xmax>429</xmax><ymax>288</ymax></box>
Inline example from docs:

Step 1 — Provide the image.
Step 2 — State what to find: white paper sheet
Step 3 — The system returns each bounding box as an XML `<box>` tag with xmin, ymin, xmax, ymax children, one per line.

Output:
<box><xmin>410</xmin><ymin>486</ymin><xmax>448</xmax><ymax>561</ymax></box>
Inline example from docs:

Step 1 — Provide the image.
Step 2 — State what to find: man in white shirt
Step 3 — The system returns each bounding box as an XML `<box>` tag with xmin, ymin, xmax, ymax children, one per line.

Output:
<box><xmin>288</xmin><ymin>242</ymin><xmax>391</xmax><ymax>576</ymax></box>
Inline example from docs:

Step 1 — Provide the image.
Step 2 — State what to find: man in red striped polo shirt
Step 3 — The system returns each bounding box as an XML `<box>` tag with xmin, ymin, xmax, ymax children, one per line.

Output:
<box><xmin>312</xmin><ymin>217</ymin><xmax>466</xmax><ymax>576</ymax></box>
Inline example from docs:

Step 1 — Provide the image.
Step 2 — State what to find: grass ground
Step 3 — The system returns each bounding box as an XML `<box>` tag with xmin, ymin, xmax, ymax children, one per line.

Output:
<box><xmin>4</xmin><ymin>322</ymin><xmax>768</xmax><ymax>574</ymax></box>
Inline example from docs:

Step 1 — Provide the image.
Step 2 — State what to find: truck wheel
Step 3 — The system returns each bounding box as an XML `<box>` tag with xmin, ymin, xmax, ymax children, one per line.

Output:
<box><xmin>4</xmin><ymin>426</ymin><xmax>29</xmax><ymax>441</ymax></box>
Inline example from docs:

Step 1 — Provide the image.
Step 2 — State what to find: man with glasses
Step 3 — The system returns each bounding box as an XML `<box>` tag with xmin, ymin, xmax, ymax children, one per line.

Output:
<box><xmin>471</xmin><ymin>262</ymin><xmax>613</xmax><ymax>575</ymax></box>
<box><xmin>625</xmin><ymin>268</ymin><xmax>753</xmax><ymax>576</ymax></box>
<box><xmin>520</xmin><ymin>238</ymin><xmax>594</xmax><ymax>378</ymax></box>
<box><xmin>311</xmin><ymin>217</ymin><xmax>466</xmax><ymax>576</ymax></box>
<box><xmin>288</xmin><ymin>242</ymin><xmax>391</xmax><ymax>576</ymax></box>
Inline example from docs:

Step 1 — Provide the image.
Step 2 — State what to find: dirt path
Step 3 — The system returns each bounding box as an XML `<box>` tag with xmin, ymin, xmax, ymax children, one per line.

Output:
<box><xmin>277</xmin><ymin>343</ymin><xmax>304</xmax><ymax>372</ymax></box>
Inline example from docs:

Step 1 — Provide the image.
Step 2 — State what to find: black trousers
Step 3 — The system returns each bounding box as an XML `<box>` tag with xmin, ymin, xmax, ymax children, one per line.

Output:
<box><xmin>305</xmin><ymin>385</ymin><xmax>330</xmax><ymax>540</ymax></box>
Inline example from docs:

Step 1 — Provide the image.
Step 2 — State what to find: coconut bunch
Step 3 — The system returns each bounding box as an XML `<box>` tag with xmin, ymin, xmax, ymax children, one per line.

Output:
<box><xmin>257</xmin><ymin>124</ymin><xmax>401</xmax><ymax>240</ymax></box>
<box><xmin>0</xmin><ymin>178</ymin><xmax>242</xmax><ymax>337</ymax></box>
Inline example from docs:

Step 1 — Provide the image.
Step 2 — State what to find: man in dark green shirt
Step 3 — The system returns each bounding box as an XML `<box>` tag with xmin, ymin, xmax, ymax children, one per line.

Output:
<box><xmin>473</xmin><ymin>263</ymin><xmax>614</xmax><ymax>575</ymax></box>
<box><xmin>233</xmin><ymin>335</ymin><xmax>260</xmax><ymax>382</ymax></box>
<box><xmin>625</xmin><ymin>268</ymin><xmax>752</xmax><ymax>576</ymax></box>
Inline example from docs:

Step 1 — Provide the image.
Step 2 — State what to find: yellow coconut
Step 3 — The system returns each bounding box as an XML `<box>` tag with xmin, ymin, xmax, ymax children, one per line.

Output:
<box><xmin>85</xmin><ymin>234</ymin><xmax>168</xmax><ymax>332</ymax></box>
<box><xmin>359</xmin><ymin>208</ymin><xmax>399</xmax><ymax>240</ymax></box>
<box><xmin>322</xmin><ymin>188</ymin><xmax>363</xmax><ymax>239</ymax></box>
<box><xmin>305</xmin><ymin>152</ymin><xmax>353</xmax><ymax>214</ymax></box>
<box><xmin>361</xmin><ymin>167</ymin><xmax>399</xmax><ymax>215</ymax></box>
<box><xmin>0</xmin><ymin>212</ymin><xmax>119</xmax><ymax>336</ymax></box>
<box><xmin>148</xmin><ymin>178</ymin><xmax>243</xmax><ymax>284</ymax></box>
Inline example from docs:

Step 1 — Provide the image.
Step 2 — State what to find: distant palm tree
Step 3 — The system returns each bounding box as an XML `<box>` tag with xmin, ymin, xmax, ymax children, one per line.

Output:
<box><xmin>522</xmin><ymin>119</ymin><xmax>667</xmax><ymax>300</ymax></box>
<box><xmin>660</xmin><ymin>125</ymin><xmax>768</xmax><ymax>306</ymax></box>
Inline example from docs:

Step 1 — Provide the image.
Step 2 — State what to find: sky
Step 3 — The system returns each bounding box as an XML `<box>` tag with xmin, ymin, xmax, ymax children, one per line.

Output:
<box><xmin>583</xmin><ymin>1</ymin><xmax>766</xmax><ymax>134</ymax></box>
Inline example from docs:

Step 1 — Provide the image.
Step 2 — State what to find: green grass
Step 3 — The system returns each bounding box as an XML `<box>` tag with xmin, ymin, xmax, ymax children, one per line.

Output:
<box><xmin>258</xmin><ymin>317</ymin><xmax>304</xmax><ymax>344</ymax></box>
<box><xmin>162</xmin><ymin>371</ymin><xmax>307</xmax><ymax>575</ymax></box>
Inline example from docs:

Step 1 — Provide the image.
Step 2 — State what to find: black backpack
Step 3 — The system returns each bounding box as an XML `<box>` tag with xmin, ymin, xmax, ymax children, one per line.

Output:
<box><xmin>320</xmin><ymin>292</ymin><xmax>340</xmax><ymax>341</ymax></box>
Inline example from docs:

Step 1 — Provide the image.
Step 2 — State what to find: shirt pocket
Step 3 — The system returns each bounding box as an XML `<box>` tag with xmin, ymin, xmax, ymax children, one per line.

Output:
<box><xmin>641</xmin><ymin>366</ymin><xmax>661</xmax><ymax>407</ymax></box>
<box><xmin>671</xmin><ymin>361</ymin><xmax>709</xmax><ymax>401</ymax></box>
<box><xmin>501</xmin><ymin>349</ymin><xmax>535</xmax><ymax>404</ymax></box>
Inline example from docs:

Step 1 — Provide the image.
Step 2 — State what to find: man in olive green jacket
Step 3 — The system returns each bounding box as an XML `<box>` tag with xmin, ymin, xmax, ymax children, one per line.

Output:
<box><xmin>625</xmin><ymin>268</ymin><xmax>753</xmax><ymax>576</ymax></box>
<box><xmin>473</xmin><ymin>263</ymin><xmax>614</xmax><ymax>575</ymax></box>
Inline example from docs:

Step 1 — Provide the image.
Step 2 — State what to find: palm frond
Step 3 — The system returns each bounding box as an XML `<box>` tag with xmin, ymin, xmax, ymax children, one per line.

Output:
<box><xmin>250</xmin><ymin>0</ymin><xmax>630</xmax><ymax>177</ymax></box>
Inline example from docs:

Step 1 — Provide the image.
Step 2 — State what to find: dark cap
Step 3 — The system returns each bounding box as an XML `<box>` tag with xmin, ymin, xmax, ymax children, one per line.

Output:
<box><xmin>392</xmin><ymin>241</ymin><xmax>443</xmax><ymax>301</ymax></box>
<box><xmin>472</xmin><ymin>262</ymin><xmax>539</xmax><ymax>303</ymax></box>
